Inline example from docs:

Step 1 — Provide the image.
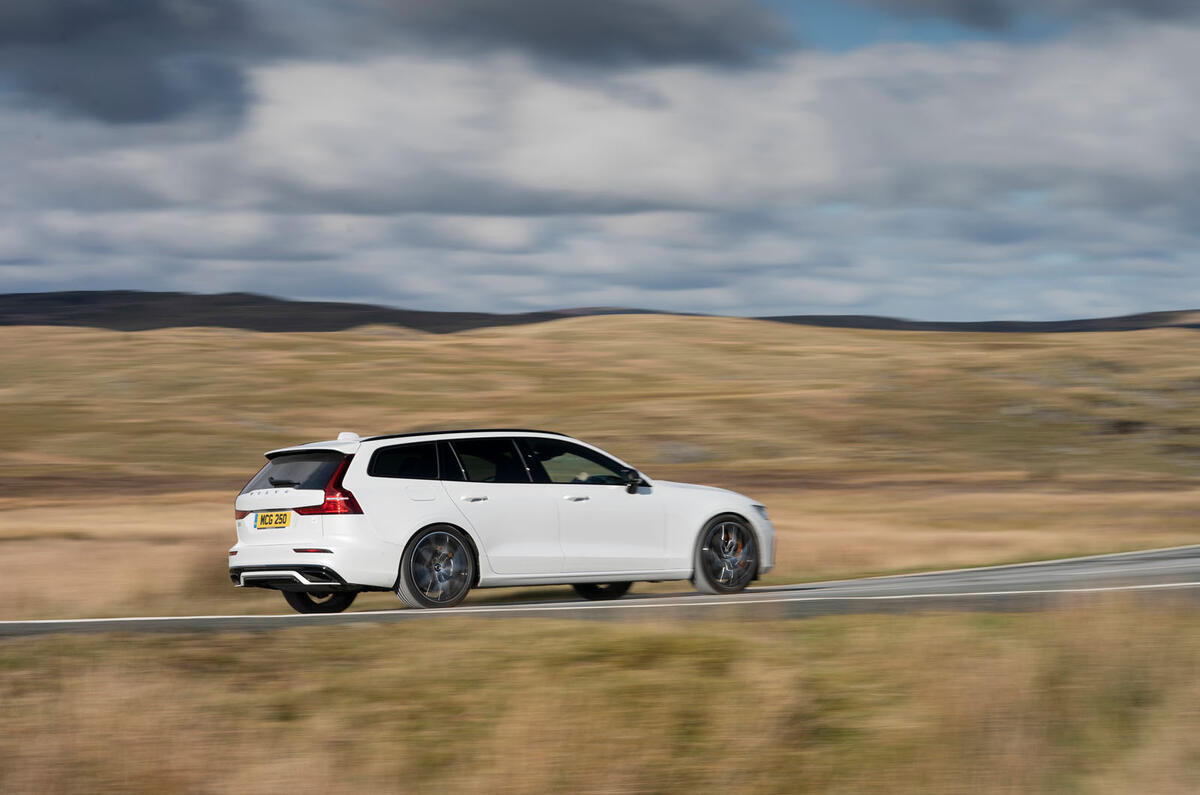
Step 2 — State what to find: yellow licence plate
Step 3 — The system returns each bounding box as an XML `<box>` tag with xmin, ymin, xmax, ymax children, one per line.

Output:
<box><xmin>255</xmin><ymin>511</ymin><xmax>291</xmax><ymax>529</ymax></box>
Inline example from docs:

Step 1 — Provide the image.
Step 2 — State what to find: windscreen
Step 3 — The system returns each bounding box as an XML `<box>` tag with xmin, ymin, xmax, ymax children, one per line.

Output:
<box><xmin>241</xmin><ymin>451</ymin><xmax>344</xmax><ymax>493</ymax></box>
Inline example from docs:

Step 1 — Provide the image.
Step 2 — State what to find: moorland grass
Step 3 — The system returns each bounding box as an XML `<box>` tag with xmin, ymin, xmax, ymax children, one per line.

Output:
<box><xmin>2</xmin><ymin>600</ymin><xmax>1199</xmax><ymax>793</ymax></box>
<box><xmin>0</xmin><ymin>318</ymin><xmax>1198</xmax><ymax>618</ymax></box>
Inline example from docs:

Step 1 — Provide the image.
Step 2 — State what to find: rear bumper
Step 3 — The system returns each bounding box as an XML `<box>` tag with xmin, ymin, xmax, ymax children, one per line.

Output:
<box><xmin>230</xmin><ymin>564</ymin><xmax>353</xmax><ymax>591</ymax></box>
<box><xmin>228</xmin><ymin>541</ymin><xmax>398</xmax><ymax>590</ymax></box>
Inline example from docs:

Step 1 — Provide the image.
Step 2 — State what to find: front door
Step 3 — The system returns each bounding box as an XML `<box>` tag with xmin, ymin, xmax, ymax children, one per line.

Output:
<box><xmin>516</xmin><ymin>437</ymin><xmax>665</xmax><ymax>574</ymax></box>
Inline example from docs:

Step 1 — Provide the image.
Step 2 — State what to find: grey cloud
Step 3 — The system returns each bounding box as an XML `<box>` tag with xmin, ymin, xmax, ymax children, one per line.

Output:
<box><xmin>7</xmin><ymin>198</ymin><xmax>1200</xmax><ymax>319</ymax></box>
<box><xmin>259</xmin><ymin>175</ymin><xmax>699</xmax><ymax>218</ymax></box>
<box><xmin>0</xmin><ymin>0</ymin><xmax>248</xmax><ymax>46</ymax></box>
<box><xmin>9</xmin><ymin>49</ymin><xmax>248</xmax><ymax>124</ymax></box>
<box><xmin>0</xmin><ymin>0</ymin><xmax>254</xmax><ymax>123</ymax></box>
<box><xmin>4</xmin><ymin>12</ymin><xmax>1200</xmax><ymax>320</ymax></box>
<box><xmin>0</xmin><ymin>0</ymin><xmax>791</xmax><ymax>124</ymax></box>
<box><xmin>13</xmin><ymin>21</ymin><xmax>1200</xmax><ymax>225</ymax></box>
<box><xmin>858</xmin><ymin>0</ymin><xmax>1200</xmax><ymax>29</ymax></box>
<box><xmin>363</xmin><ymin>0</ymin><xmax>792</xmax><ymax>65</ymax></box>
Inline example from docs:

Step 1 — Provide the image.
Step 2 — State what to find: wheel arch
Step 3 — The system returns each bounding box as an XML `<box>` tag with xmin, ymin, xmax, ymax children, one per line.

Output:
<box><xmin>692</xmin><ymin>510</ymin><xmax>762</xmax><ymax>580</ymax></box>
<box><xmin>392</xmin><ymin>521</ymin><xmax>483</xmax><ymax>590</ymax></box>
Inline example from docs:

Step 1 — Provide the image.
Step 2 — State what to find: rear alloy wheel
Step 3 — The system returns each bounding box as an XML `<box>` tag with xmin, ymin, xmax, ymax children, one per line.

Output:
<box><xmin>282</xmin><ymin>590</ymin><xmax>357</xmax><ymax>614</ymax></box>
<box><xmin>396</xmin><ymin>525</ymin><xmax>476</xmax><ymax>609</ymax></box>
<box><xmin>572</xmin><ymin>582</ymin><xmax>632</xmax><ymax>601</ymax></box>
<box><xmin>692</xmin><ymin>515</ymin><xmax>758</xmax><ymax>595</ymax></box>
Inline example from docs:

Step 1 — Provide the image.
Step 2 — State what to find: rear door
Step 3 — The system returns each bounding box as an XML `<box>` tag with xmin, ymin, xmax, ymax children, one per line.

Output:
<box><xmin>440</xmin><ymin>437</ymin><xmax>562</xmax><ymax>575</ymax></box>
<box><xmin>517</xmin><ymin>437</ymin><xmax>666</xmax><ymax>574</ymax></box>
<box><xmin>235</xmin><ymin>450</ymin><xmax>342</xmax><ymax>545</ymax></box>
<box><xmin>347</xmin><ymin>441</ymin><xmax>460</xmax><ymax>546</ymax></box>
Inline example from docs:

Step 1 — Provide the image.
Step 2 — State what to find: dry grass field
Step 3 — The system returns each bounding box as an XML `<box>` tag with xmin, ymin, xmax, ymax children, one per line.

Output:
<box><xmin>4</xmin><ymin>600</ymin><xmax>1200</xmax><ymax>793</ymax></box>
<box><xmin>4</xmin><ymin>317</ymin><xmax>1200</xmax><ymax>793</ymax></box>
<box><xmin>0</xmin><ymin>316</ymin><xmax>1198</xmax><ymax>617</ymax></box>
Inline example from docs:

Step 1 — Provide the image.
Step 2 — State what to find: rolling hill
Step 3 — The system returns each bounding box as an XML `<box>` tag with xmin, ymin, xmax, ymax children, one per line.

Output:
<box><xmin>1</xmin><ymin>290</ymin><xmax>1197</xmax><ymax>333</ymax></box>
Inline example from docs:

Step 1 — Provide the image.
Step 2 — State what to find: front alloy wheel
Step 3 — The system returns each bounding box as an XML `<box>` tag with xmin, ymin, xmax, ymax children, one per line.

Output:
<box><xmin>692</xmin><ymin>515</ymin><xmax>758</xmax><ymax>594</ymax></box>
<box><xmin>396</xmin><ymin>525</ymin><xmax>476</xmax><ymax>609</ymax></box>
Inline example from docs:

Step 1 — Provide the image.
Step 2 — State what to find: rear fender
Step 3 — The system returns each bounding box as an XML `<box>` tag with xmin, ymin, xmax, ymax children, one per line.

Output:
<box><xmin>392</xmin><ymin>522</ymin><xmax>485</xmax><ymax>590</ymax></box>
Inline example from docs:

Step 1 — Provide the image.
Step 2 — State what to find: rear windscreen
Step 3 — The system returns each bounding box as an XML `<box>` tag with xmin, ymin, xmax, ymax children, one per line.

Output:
<box><xmin>241</xmin><ymin>451</ymin><xmax>344</xmax><ymax>493</ymax></box>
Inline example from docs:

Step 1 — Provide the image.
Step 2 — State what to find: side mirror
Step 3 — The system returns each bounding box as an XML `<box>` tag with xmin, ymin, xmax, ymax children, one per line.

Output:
<box><xmin>620</xmin><ymin>468</ymin><xmax>641</xmax><ymax>494</ymax></box>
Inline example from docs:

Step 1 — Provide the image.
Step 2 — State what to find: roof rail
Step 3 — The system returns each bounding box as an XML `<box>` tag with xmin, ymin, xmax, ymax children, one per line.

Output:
<box><xmin>363</xmin><ymin>428</ymin><xmax>568</xmax><ymax>442</ymax></box>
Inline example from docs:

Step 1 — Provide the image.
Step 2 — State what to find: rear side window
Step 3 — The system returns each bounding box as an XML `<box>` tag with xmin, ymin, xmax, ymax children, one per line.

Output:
<box><xmin>242</xmin><ymin>451</ymin><xmax>344</xmax><ymax>493</ymax></box>
<box><xmin>368</xmin><ymin>443</ymin><xmax>438</xmax><ymax>480</ymax></box>
<box><xmin>450</xmin><ymin>438</ymin><xmax>531</xmax><ymax>483</ymax></box>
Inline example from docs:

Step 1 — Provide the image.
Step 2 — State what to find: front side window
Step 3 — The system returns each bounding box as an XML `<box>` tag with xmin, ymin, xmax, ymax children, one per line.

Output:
<box><xmin>517</xmin><ymin>437</ymin><xmax>627</xmax><ymax>485</ymax></box>
<box><xmin>368</xmin><ymin>442</ymin><xmax>438</xmax><ymax>480</ymax></box>
<box><xmin>450</xmin><ymin>438</ymin><xmax>531</xmax><ymax>483</ymax></box>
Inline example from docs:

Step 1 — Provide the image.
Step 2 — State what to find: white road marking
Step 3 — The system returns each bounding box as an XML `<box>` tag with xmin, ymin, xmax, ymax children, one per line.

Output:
<box><xmin>751</xmin><ymin>543</ymin><xmax>1200</xmax><ymax>592</ymax></box>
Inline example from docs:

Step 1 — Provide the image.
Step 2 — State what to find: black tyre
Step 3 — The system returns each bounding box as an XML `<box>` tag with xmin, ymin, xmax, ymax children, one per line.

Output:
<box><xmin>396</xmin><ymin>525</ymin><xmax>476</xmax><ymax>609</ymax></box>
<box><xmin>572</xmin><ymin>582</ymin><xmax>632</xmax><ymax>601</ymax></box>
<box><xmin>282</xmin><ymin>590</ymin><xmax>357</xmax><ymax>614</ymax></box>
<box><xmin>692</xmin><ymin>514</ymin><xmax>758</xmax><ymax>594</ymax></box>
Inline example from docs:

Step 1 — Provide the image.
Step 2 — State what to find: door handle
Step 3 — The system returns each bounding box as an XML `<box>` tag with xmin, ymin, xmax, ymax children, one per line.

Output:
<box><xmin>564</xmin><ymin>495</ymin><xmax>590</xmax><ymax>502</ymax></box>
<box><xmin>461</xmin><ymin>496</ymin><xmax>489</xmax><ymax>502</ymax></box>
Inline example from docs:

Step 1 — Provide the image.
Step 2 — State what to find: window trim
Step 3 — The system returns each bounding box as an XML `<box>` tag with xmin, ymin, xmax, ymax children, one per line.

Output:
<box><xmin>438</xmin><ymin>440</ymin><xmax>467</xmax><ymax>482</ymax></box>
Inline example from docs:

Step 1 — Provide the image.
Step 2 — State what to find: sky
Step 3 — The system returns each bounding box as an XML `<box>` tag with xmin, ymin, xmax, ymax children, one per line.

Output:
<box><xmin>1</xmin><ymin>0</ymin><xmax>1198</xmax><ymax>320</ymax></box>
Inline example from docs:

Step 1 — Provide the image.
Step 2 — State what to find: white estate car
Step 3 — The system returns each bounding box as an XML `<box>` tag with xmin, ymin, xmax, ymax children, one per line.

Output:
<box><xmin>229</xmin><ymin>429</ymin><xmax>775</xmax><ymax>612</ymax></box>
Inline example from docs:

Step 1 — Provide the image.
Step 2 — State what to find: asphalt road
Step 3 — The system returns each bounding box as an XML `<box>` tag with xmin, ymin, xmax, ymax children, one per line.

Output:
<box><xmin>4</xmin><ymin>545</ymin><xmax>1200</xmax><ymax>637</ymax></box>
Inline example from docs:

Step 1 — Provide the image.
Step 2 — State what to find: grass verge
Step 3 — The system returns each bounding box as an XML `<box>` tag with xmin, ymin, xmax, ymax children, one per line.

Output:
<box><xmin>3</xmin><ymin>599</ymin><xmax>1200</xmax><ymax>793</ymax></box>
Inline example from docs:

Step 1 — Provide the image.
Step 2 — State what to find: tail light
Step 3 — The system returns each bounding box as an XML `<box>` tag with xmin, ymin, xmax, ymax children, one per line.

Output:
<box><xmin>295</xmin><ymin>456</ymin><xmax>363</xmax><ymax>515</ymax></box>
<box><xmin>234</xmin><ymin>509</ymin><xmax>249</xmax><ymax>520</ymax></box>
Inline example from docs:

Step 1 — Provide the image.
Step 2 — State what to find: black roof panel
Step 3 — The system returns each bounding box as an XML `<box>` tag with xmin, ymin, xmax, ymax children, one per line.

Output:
<box><xmin>364</xmin><ymin>428</ymin><xmax>568</xmax><ymax>443</ymax></box>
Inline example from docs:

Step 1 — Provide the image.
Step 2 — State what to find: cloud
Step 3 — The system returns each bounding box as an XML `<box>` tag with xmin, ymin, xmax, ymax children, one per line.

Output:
<box><xmin>360</xmin><ymin>0</ymin><xmax>793</xmax><ymax>65</ymax></box>
<box><xmin>0</xmin><ymin>0</ymin><xmax>792</xmax><ymax>124</ymax></box>
<box><xmin>0</xmin><ymin>0</ymin><xmax>247</xmax><ymax>45</ymax></box>
<box><xmin>2</xmin><ymin>7</ymin><xmax>1200</xmax><ymax>320</ymax></box>
<box><xmin>0</xmin><ymin>0</ymin><xmax>254</xmax><ymax>123</ymax></box>
<box><xmin>856</xmin><ymin>0</ymin><xmax>1200</xmax><ymax>30</ymax></box>
<box><xmin>216</xmin><ymin>25</ymin><xmax>1200</xmax><ymax>224</ymax></box>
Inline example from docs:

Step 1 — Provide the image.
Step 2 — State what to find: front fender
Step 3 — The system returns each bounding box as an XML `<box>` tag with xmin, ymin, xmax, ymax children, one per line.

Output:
<box><xmin>654</xmin><ymin>481</ymin><xmax>773</xmax><ymax>572</ymax></box>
